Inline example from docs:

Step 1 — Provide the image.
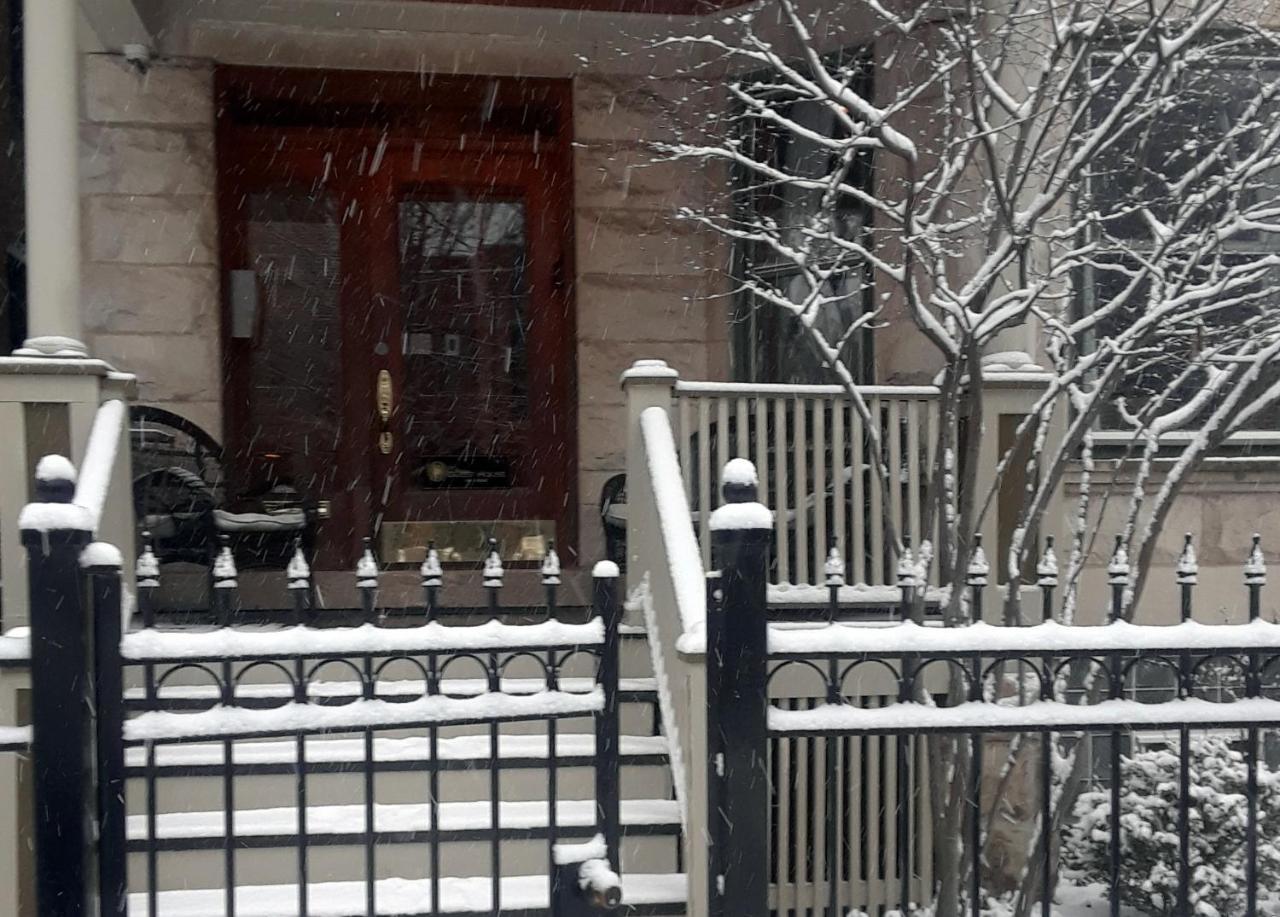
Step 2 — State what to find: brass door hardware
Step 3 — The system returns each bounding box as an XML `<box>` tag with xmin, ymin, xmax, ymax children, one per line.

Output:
<box><xmin>376</xmin><ymin>370</ymin><xmax>393</xmax><ymax>422</ymax></box>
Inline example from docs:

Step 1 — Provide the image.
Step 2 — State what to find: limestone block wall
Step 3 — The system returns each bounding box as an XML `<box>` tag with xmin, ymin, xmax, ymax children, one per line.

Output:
<box><xmin>79</xmin><ymin>54</ymin><xmax>222</xmax><ymax>438</ymax></box>
<box><xmin>1066</xmin><ymin>464</ymin><xmax>1280</xmax><ymax>624</ymax></box>
<box><xmin>571</xmin><ymin>73</ymin><xmax>730</xmax><ymax>563</ymax></box>
<box><xmin>74</xmin><ymin>49</ymin><xmax>731</xmax><ymax>566</ymax></box>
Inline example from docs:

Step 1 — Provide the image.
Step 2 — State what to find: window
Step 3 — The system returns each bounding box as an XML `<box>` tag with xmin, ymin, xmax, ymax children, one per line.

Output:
<box><xmin>1082</xmin><ymin>52</ymin><xmax>1280</xmax><ymax>430</ymax></box>
<box><xmin>730</xmin><ymin>49</ymin><xmax>875</xmax><ymax>384</ymax></box>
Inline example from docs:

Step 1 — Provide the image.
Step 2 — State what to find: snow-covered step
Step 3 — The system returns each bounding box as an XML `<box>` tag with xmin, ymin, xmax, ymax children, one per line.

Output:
<box><xmin>127</xmin><ymin>871</ymin><xmax>688</xmax><ymax>916</ymax></box>
<box><xmin>125</xmin><ymin>732</ymin><xmax>669</xmax><ymax>774</ymax></box>
<box><xmin>128</xmin><ymin>798</ymin><xmax>681</xmax><ymax>848</ymax></box>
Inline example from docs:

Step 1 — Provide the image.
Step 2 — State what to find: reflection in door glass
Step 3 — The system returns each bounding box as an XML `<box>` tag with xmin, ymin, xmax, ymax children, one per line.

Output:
<box><xmin>398</xmin><ymin>198</ymin><xmax>530</xmax><ymax>489</ymax></box>
<box><xmin>244</xmin><ymin>190</ymin><xmax>342</xmax><ymax>496</ymax></box>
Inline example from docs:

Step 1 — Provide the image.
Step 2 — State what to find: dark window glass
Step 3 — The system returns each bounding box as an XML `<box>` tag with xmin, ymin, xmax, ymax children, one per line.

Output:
<box><xmin>731</xmin><ymin>49</ymin><xmax>875</xmax><ymax>384</ymax></box>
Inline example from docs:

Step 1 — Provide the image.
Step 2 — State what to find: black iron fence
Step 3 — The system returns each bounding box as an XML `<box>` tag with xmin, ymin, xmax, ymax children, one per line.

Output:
<box><xmin>706</xmin><ymin>472</ymin><xmax>1280</xmax><ymax>917</ymax></box>
<box><xmin>17</xmin><ymin>461</ymin><xmax>626</xmax><ymax>917</ymax></box>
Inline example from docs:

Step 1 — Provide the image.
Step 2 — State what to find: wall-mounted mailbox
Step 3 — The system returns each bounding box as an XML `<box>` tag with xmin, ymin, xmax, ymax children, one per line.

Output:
<box><xmin>229</xmin><ymin>270</ymin><xmax>260</xmax><ymax>339</ymax></box>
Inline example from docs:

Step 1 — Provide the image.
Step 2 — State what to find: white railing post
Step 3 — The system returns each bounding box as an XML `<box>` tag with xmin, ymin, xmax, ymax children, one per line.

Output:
<box><xmin>622</xmin><ymin>359</ymin><xmax>679</xmax><ymax>596</ymax></box>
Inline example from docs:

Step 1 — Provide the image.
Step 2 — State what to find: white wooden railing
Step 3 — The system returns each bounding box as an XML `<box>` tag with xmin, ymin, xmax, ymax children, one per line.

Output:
<box><xmin>671</xmin><ymin>380</ymin><xmax>942</xmax><ymax>587</ymax></box>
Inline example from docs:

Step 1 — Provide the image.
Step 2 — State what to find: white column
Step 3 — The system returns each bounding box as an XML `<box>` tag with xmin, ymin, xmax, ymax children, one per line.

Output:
<box><xmin>16</xmin><ymin>0</ymin><xmax>85</xmax><ymax>357</ymax></box>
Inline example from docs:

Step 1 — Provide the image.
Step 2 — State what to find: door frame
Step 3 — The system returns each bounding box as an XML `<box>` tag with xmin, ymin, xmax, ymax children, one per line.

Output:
<box><xmin>214</xmin><ymin>67</ymin><xmax>578</xmax><ymax>567</ymax></box>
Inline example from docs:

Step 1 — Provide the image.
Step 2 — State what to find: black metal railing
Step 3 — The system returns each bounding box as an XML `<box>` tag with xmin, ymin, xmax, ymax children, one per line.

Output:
<box><xmin>19</xmin><ymin>458</ymin><xmax>626</xmax><ymax>917</ymax></box>
<box><xmin>705</xmin><ymin>464</ymin><xmax>1280</xmax><ymax>917</ymax></box>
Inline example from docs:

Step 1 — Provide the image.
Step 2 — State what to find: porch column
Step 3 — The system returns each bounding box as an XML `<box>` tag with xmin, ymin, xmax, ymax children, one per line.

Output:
<box><xmin>16</xmin><ymin>0</ymin><xmax>85</xmax><ymax>357</ymax></box>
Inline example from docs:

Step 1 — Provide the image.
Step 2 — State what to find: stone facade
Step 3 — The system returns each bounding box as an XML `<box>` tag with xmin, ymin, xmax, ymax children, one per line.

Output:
<box><xmin>76</xmin><ymin>50</ymin><xmax>730</xmax><ymax>567</ymax></box>
<box><xmin>79</xmin><ymin>54</ymin><xmax>222</xmax><ymax>438</ymax></box>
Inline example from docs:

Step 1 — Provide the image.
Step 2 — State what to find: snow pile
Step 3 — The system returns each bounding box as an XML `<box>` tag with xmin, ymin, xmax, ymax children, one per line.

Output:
<box><xmin>721</xmin><ymin>457</ymin><xmax>758</xmax><ymax>487</ymax></box>
<box><xmin>707</xmin><ymin>501</ymin><xmax>773</xmax><ymax>531</ymax></box>
<box><xmin>553</xmin><ymin>834</ymin><xmax>608</xmax><ymax>865</ymax></box>
<box><xmin>1064</xmin><ymin>734</ymin><xmax>1280</xmax><ymax>916</ymax></box>
<box><xmin>79</xmin><ymin>541</ymin><xmax>122</xmax><ymax>569</ymax></box>
<box><xmin>34</xmin><ymin>454</ymin><xmax>76</xmax><ymax>483</ymax></box>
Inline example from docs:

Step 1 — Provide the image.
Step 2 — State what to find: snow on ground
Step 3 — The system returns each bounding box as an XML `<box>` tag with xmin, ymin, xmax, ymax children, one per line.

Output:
<box><xmin>127</xmin><ymin>872</ymin><xmax>688</xmax><ymax>917</ymax></box>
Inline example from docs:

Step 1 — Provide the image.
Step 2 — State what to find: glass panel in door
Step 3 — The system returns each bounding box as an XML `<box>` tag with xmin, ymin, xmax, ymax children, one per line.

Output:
<box><xmin>396</xmin><ymin>196</ymin><xmax>531</xmax><ymax>491</ymax></box>
<box><xmin>241</xmin><ymin>188</ymin><xmax>343</xmax><ymax>499</ymax></box>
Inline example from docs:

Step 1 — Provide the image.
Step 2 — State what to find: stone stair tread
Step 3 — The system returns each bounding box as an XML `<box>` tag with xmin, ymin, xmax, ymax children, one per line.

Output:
<box><xmin>127</xmin><ymin>872</ymin><xmax>688</xmax><ymax>916</ymax></box>
<box><xmin>129</xmin><ymin>798</ymin><xmax>682</xmax><ymax>841</ymax></box>
<box><xmin>125</xmin><ymin>732</ymin><xmax>669</xmax><ymax>769</ymax></box>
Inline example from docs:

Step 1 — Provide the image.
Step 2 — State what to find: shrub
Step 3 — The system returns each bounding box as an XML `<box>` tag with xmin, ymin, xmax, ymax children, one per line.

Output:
<box><xmin>1062</xmin><ymin>734</ymin><xmax>1280</xmax><ymax>917</ymax></box>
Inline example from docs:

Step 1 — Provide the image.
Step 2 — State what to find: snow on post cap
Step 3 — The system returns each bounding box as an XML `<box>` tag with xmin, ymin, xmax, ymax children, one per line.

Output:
<box><xmin>287</xmin><ymin>542</ymin><xmax>310</xmax><ymax>590</ymax></box>
<box><xmin>592</xmin><ymin>560</ymin><xmax>620</xmax><ymax>579</ymax></box>
<box><xmin>212</xmin><ymin>538</ymin><xmax>237</xmax><ymax>588</ymax></box>
<box><xmin>620</xmin><ymin>358</ymin><xmax>679</xmax><ymax>383</ymax></box>
<box><xmin>1176</xmin><ymin>534</ymin><xmax>1198</xmax><ymax>585</ymax></box>
<box><xmin>356</xmin><ymin>538</ymin><xmax>379</xmax><ymax>588</ymax></box>
<box><xmin>722</xmin><ymin>458</ymin><xmax>759</xmax><ymax>488</ymax></box>
<box><xmin>136</xmin><ymin>535</ymin><xmax>160</xmax><ymax>586</ymax></box>
<box><xmin>483</xmin><ymin>539</ymin><xmax>505</xmax><ymax>587</ymax></box>
<box><xmin>719</xmin><ymin>458</ymin><xmax>760</xmax><ymax>508</ymax></box>
<box><xmin>1107</xmin><ymin>536</ymin><xmax>1130</xmax><ymax>585</ymax></box>
<box><xmin>80</xmin><ymin>541</ymin><xmax>123</xmax><ymax>569</ymax></box>
<box><xmin>542</xmin><ymin>542</ymin><xmax>562</xmax><ymax>585</ymax></box>
<box><xmin>35</xmin><ymin>454</ymin><xmax>77</xmax><ymax>484</ymax></box>
<box><xmin>1036</xmin><ymin>536</ymin><xmax>1058</xmax><ymax>587</ymax></box>
<box><xmin>824</xmin><ymin>545</ymin><xmax>846</xmax><ymax>587</ymax></box>
<box><xmin>420</xmin><ymin>542</ymin><xmax>443</xmax><ymax>587</ymax></box>
<box><xmin>709</xmin><ymin>501</ymin><xmax>773</xmax><ymax>531</ymax></box>
<box><xmin>967</xmin><ymin>535</ymin><xmax>990</xmax><ymax>587</ymax></box>
<box><xmin>1245</xmin><ymin>534</ymin><xmax>1267</xmax><ymax>586</ymax></box>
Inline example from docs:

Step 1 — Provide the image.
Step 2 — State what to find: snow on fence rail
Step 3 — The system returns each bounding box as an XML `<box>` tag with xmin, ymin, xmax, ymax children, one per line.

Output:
<box><xmin>703</xmin><ymin>458</ymin><xmax>1280</xmax><ymax>917</ymax></box>
<box><xmin>17</xmin><ymin>449</ymin><xmax>629</xmax><ymax>917</ymax></box>
<box><xmin>672</xmin><ymin>378</ymin><xmax>940</xmax><ymax>587</ymax></box>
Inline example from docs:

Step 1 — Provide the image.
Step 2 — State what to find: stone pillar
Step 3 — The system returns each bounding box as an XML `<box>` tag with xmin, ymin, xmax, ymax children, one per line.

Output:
<box><xmin>971</xmin><ymin>351</ymin><xmax>1062</xmax><ymax>610</ymax></box>
<box><xmin>16</xmin><ymin>0</ymin><xmax>85</xmax><ymax>357</ymax></box>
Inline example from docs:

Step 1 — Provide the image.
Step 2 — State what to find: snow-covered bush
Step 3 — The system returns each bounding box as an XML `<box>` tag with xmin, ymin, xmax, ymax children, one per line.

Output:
<box><xmin>1063</xmin><ymin>735</ymin><xmax>1280</xmax><ymax>916</ymax></box>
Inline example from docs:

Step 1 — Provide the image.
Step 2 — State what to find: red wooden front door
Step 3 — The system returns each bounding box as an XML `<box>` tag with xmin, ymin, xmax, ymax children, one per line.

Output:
<box><xmin>216</xmin><ymin>70</ymin><xmax>577</xmax><ymax>567</ymax></box>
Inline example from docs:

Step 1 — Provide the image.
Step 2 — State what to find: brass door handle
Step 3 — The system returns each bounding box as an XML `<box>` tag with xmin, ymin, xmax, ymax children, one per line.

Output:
<box><xmin>376</xmin><ymin>370</ymin><xmax>393</xmax><ymax>423</ymax></box>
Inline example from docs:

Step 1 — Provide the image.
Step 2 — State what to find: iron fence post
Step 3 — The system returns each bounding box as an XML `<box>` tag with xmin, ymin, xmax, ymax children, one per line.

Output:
<box><xmin>21</xmin><ymin>461</ymin><xmax>94</xmax><ymax>917</ymax></box>
<box><xmin>706</xmin><ymin>461</ymin><xmax>771</xmax><ymax>917</ymax></box>
<box><xmin>592</xmin><ymin>561</ymin><xmax>622</xmax><ymax>872</ymax></box>
<box><xmin>86</xmin><ymin>549</ymin><xmax>127</xmax><ymax>917</ymax></box>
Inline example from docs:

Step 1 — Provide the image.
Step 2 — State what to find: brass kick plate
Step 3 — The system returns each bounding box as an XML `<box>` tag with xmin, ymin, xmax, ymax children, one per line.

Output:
<box><xmin>380</xmin><ymin>520</ymin><xmax>555</xmax><ymax>563</ymax></box>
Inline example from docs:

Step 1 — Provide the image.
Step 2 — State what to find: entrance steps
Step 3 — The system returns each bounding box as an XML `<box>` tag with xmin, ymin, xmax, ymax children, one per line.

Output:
<box><xmin>124</xmin><ymin>626</ymin><xmax>688</xmax><ymax>915</ymax></box>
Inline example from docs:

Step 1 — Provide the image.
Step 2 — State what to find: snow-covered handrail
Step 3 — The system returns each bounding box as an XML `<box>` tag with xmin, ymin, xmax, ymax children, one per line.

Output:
<box><xmin>16</xmin><ymin>398</ymin><xmax>126</xmax><ymax>534</ymax></box>
<box><xmin>0</xmin><ymin>628</ymin><xmax>30</xmax><ymax>664</ymax></box>
<box><xmin>639</xmin><ymin>406</ymin><xmax>706</xmax><ymax>640</ymax></box>
<box><xmin>74</xmin><ymin>399</ymin><xmax>126</xmax><ymax>530</ymax></box>
<box><xmin>674</xmin><ymin>380</ymin><xmax>941</xmax><ymax>397</ymax></box>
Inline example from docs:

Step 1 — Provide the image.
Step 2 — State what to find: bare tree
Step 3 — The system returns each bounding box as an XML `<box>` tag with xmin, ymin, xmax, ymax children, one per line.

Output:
<box><xmin>658</xmin><ymin>0</ymin><xmax>1280</xmax><ymax>912</ymax></box>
